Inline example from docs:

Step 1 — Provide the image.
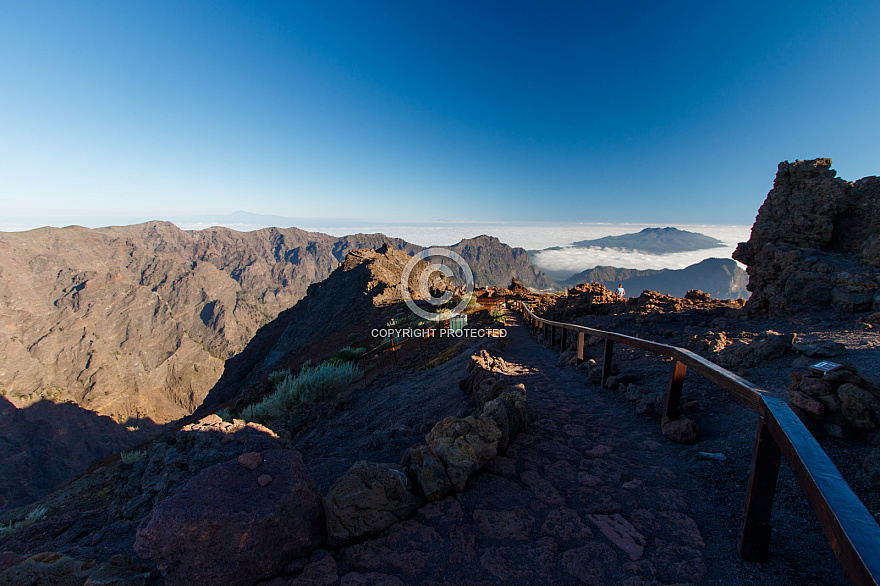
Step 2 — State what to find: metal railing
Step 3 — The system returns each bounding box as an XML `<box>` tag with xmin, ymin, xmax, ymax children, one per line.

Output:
<box><xmin>518</xmin><ymin>301</ymin><xmax>880</xmax><ymax>585</ymax></box>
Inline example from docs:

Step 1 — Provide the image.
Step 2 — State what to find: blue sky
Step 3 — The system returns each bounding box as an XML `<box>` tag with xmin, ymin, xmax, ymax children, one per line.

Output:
<box><xmin>1</xmin><ymin>1</ymin><xmax>879</xmax><ymax>226</ymax></box>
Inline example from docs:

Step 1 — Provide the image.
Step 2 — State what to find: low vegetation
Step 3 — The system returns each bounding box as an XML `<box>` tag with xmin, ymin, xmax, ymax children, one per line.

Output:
<box><xmin>120</xmin><ymin>449</ymin><xmax>147</xmax><ymax>464</ymax></box>
<box><xmin>0</xmin><ymin>505</ymin><xmax>47</xmax><ymax>536</ymax></box>
<box><xmin>245</xmin><ymin>361</ymin><xmax>362</xmax><ymax>423</ymax></box>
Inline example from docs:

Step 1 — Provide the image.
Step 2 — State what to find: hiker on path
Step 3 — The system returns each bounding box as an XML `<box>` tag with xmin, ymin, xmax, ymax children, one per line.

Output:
<box><xmin>616</xmin><ymin>283</ymin><xmax>626</xmax><ymax>298</ymax></box>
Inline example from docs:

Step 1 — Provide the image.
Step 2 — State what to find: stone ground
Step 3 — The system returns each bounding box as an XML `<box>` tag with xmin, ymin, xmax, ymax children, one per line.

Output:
<box><xmin>264</xmin><ymin>313</ymin><xmax>850</xmax><ymax>586</ymax></box>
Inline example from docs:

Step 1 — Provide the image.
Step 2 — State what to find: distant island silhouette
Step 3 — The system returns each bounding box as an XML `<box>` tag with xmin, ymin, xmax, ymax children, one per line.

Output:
<box><xmin>572</xmin><ymin>226</ymin><xmax>725</xmax><ymax>254</ymax></box>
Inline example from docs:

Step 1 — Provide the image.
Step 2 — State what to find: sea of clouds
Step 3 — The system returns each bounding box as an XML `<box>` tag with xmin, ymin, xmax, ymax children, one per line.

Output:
<box><xmin>2</xmin><ymin>214</ymin><xmax>752</xmax><ymax>279</ymax></box>
<box><xmin>297</xmin><ymin>222</ymin><xmax>752</xmax><ymax>277</ymax></box>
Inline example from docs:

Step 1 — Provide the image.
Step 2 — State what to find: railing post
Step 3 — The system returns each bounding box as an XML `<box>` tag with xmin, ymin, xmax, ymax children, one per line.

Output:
<box><xmin>577</xmin><ymin>332</ymin><xmax>585</xmax><ymax>364</ymax></box>
<box><xmin>739</xmin><ymin>417</ymin><xmax>782</xmax><ymax>562</ymax></box>
<box><xmin>664</xmin><ymin>360</ymin><xmax>687</xmax><ymax>420</ymax></box>
<box><xmin>560</xmin><ymin>327</ymin><xmax>567</xmax><ymax>355</ymax></box>
<box><xmin>601</xmin><ymin>339</ymin><xmax>614</xmax><ymax>387</ymax></box>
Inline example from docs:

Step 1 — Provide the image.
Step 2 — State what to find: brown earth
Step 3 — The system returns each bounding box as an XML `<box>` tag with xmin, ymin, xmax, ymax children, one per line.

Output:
<box><xmin>0</xmin><ymin>224</ymin><xmax>552</xmax><ymax>513</ymax></box>
<box><xmin>1</xmin><ymin>303</ymin><xmax>874</xmax><ymax>585</ymax></box>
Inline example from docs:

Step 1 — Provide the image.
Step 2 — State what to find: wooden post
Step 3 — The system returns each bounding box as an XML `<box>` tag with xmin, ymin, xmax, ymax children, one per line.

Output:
<box><xmin>739</xmin><ymin>418</ymin><xmax>781</xmax><ymax>562</ymax></box>
<box><xmin>577</xmin><ymin>332</ymin><xmax>585</xmax><ymax>364</ymax></box>
<box><xmin>560</xmin><ymin>327</ymin><xmax>566</xmax><ymax>354</ymax></box>
<box><xmin>601</xmin><ymin>339</ymin><xmax>614</xmax><ymax>387</ymax></box>
<box><xmin>664</xmin><ymin>360</ymin><xmax>687</xmax><ymax>420</ymax></box>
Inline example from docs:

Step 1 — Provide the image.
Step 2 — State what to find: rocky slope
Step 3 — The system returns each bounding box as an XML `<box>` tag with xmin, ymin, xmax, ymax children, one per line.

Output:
<box><xmin>561</xmin><ymin>258</ymin><xmax>748</xmax><ymax>299</ymax></box>
<box><xmin>734</xmin><ymin>158</ymin><xmax>880</xmax><ymax>314</ymax></box>
<box><xmin>0</xmin><ymin>222</ymin><xmax>419</xmax><ymax>425</ymax></box>
<box><xmin>447</xmin><ymin>235</ymin><xmax>555</xmax><ymax>290</ymax></box>
<box><xmin>0</xmin><ymin>224</ymin><xmax>552</xmax><ymax>512</ymax></box>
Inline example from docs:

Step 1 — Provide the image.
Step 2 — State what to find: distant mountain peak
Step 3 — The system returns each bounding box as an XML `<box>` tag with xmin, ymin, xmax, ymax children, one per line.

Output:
<box><xmin>572</xmin><ymin>227</ymin><xmax>725</xmax><ymax>254</ymax></box>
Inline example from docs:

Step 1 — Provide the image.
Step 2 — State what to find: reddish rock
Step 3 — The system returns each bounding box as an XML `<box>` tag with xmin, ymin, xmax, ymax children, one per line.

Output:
<box><xmin>134</xmin><ymin>450</ymin><xmax>324</xmax><ymax>586</ymax></box>
<box><xmin>561</xmin><ymin>542</ymin><xmax>618</xmax><ymax>585</ymax></box>
<box><xmin>339</xmin><ymin>572</ymin><xmax>405</xmax><ymax>586</ymax></box>
<box><xmin>586</xmin><ymin>513</ymin><xmax>646</xmax><ymax>561</ymax></box>
<box><xmin>472</xmin><ymin>509</ymin><xmax>536</xmax><ymax>540</ymax></box>
<box><xmin>323</xmin><ymin>461</ymin><xmax>422</xmax><ymax>545</ymax></box>
<box><xmin>342</xmin><ymin>520</ymin><xmax>441</xmax><ymax>576</ymax></box>
<box><xmin>0</xmin><ymin>552</ymin><xmax>96</xmax><ymax>585</ymax></box>
<box><xmin>661</xmin><ymin>416</ymin><xmax>698</xmax><ymax>444</ymax></box>
<box><xmin>651</xmin><ymin>541</ymin><xmax>706</xmax><ymax>583</ymax></box>
<box><xmin>838</xmin><ymin>383</ymin><xmax>880</xmax><ymax>430</ymax></box>
<box><xmin>238</xmin><ymin>452</ymin><xmax>263</xmax><ymax>470</ymax></box>
<box><xmin>788</xmin><ymin>390</ymin><xmax>826</xmax><ymax>419</ymax></box>
<box><xmin>484</xmin><ymin>455</ymin><xmax>516</xmax><ymax>477</ymax></box>
<box><xmin>288</xmin><ymin>555</ymin><xmax>338</xmax><ymax>586</ymax></box>
<box><xmin>479</xmin><ymin>538</ymin><xmax>557</xmax><ymax>582</ymax></box>
<box><xmin>84</xmin><ymin>555</ymin><xmax>151</xmax><ymax>585</ymax></box>
<box><xmin>520</xmin><ymin>470</ymin><xmax>565</xmax><ymax>505</ymax></box>
<box><xmin>541</xmin><ymin>507</ymin><xmax>593</xmax><ymax>542</ymax></box>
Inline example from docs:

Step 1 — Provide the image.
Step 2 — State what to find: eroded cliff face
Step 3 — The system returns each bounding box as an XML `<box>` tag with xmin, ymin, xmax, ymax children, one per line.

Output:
<box><xmin>734</xmin><ymin>159</ymin><xmax>880</xmax><ymax>314</ymax></box>
<box><xmin>0</xmin><ymin>222</ymin><xmax>417</xmax><ymax>424</ymax></box>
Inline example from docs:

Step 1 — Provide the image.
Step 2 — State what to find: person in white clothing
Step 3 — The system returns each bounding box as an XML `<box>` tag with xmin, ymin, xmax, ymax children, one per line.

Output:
<box><xmin>616</xmin><ymin>283</ymin><xmax>626</xmax><ymax>298</ymax></box>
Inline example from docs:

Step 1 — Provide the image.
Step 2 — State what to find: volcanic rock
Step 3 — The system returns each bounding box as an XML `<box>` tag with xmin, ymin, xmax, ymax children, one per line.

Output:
<box><xmin>323</xmin><ymin>461</ymin><xmax>422</xmax><ymax>545</ymax></box>
<box><xmin>425</xmin><ymin>416</ymin><xmax>502</xmax><ymax>491</ymax></box>
<box><xmin>734</xmin><ymin>159</ymin><xmax>880</xmax><ymax>314</ymax></box>
<box><xmin>401</xmin><ymin>446</ymin><xmax>451</xmax><ymax>502</ymax></box>
<box><xmin>134</xmin><ymin>450</ymin><xmax>323</xmax><ymax>586</ymax></box>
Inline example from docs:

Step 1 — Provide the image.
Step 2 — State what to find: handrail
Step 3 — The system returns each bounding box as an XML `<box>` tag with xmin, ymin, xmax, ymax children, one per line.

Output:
<box><xmin>517</xmin><ymin>301</ymin><xmax>880</xmax><ymax>585</ymax></box>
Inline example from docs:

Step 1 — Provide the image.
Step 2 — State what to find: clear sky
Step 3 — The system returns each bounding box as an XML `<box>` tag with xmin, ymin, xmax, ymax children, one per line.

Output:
<box><xmin>1</xmin><ymin>1</ymin><xmax>879</xmax><ymax>226</ymax></box>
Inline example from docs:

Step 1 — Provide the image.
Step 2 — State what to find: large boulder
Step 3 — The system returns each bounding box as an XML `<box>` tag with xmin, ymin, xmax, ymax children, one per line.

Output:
<box><xmin>425</xmin><ymin>416</ymin><xmax>502</xmax><ymax>491</ymax></box>
<box><xmin>734</xmin><ymin>159</ymin><xmax>880</xmax><ymax>314</ymax></box>
<box><xmin>134</xmin><ymin>449</ymin><xmax>324</xmax><ymax>586</ymax></box>
<box><xmin>323</xmin><ymin>461</ymin><xmax>422</xmax><ymax>546</ymax></box>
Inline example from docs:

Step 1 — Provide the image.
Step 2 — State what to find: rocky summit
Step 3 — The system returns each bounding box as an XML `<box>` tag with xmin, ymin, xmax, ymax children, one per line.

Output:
<box><xmin>734</xmin><ymin>158</ymin><xmax>880</xmax><ymax>314</ymax></box>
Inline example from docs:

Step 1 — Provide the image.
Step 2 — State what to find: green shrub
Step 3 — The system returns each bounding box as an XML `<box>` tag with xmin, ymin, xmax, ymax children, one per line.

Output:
<box><xmin>327</xmin><ymin>346</ymin><xmax>365</xmax><ymax>365</ymax></box>
<box><xmin>120</xmin><ymin>449</ymin><xmax>146</xmax><ymax>463</ymax></box>
<box><xmin>267</xmin><ymin>370</ymin><xmax>291</xmax><ymax>388</ymax></box>
<box><xmin>247</xmin><ymin>361</ymin><xmax>361</xmax><ymax>423</ymax></box>
<box><xmin>216</xmin><ymin>408</ymin><xmax>233</xmax><ymax>422</ymax></box>
<box><xmin>491</xmin><ymin>309</ymin><xmax>506</xmax><ymax>324</ymax></box>
<box><xmin>0</xmin><ymin>505</ymin><xmax>47</xmax><ymax>535</ymax></box>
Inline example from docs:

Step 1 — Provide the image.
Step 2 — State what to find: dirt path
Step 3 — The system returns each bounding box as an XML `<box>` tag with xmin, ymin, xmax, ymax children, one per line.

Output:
<box><xmin>277</xmin><ymin>314</ymin><xmax>848</xmax><ymax>585</ymax></box>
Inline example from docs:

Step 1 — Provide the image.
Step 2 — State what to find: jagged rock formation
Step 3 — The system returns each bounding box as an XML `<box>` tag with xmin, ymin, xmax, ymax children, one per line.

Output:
<box><xmin>734</xmin><ymin>159</ymin><xmax>880</xmax><ymax>313</ymax></box>
<box><xmin>562</xmin><ymin>258</ymin><xmax>748</xmax><ymax>300</ymax></box>
<box><xmin>447</xmin><ymin>235</ymin><xmax>555</xmax><ymax>290</ymax></box>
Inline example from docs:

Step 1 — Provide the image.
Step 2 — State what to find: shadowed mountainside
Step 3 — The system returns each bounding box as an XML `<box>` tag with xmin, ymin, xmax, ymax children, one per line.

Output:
<box><xmin>561</xmin><ymin>258</ymin><xmax>748</xmax><ymax>299</ymax></box>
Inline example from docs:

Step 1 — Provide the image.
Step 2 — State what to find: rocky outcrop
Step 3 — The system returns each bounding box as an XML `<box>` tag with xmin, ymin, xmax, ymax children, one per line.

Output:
<box><xmin>425</xmin><ymin>416</ymin><xmax>502</xmax><ymax>492</ymax></box>
<box><xmin>734</xmin><ymin>159</ymin><xmax>880</xmax><ymax>314</ymax></box>
<box><xmin>788</xmin><ymin>366</ymin><xmax>880</xmax><ymax>437</ymax></box>
<box><xmin>134</xmin><ymin>449</ymin><xmax>324</xmax><ymax>586</ymax></box>
<box><xmin>716</xmin><ymin>331</ymin><xmax>796</xmax><ymax>369</ymax></box>
<box><xmin>323</xmin><ymin>461</ymin><xmax>422</xmax><ymax>546</ymax></box>
<box><xmin>448</xmin><ymin>236</ymin><xmax>555</xmax><ymax>290</ymax></box>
